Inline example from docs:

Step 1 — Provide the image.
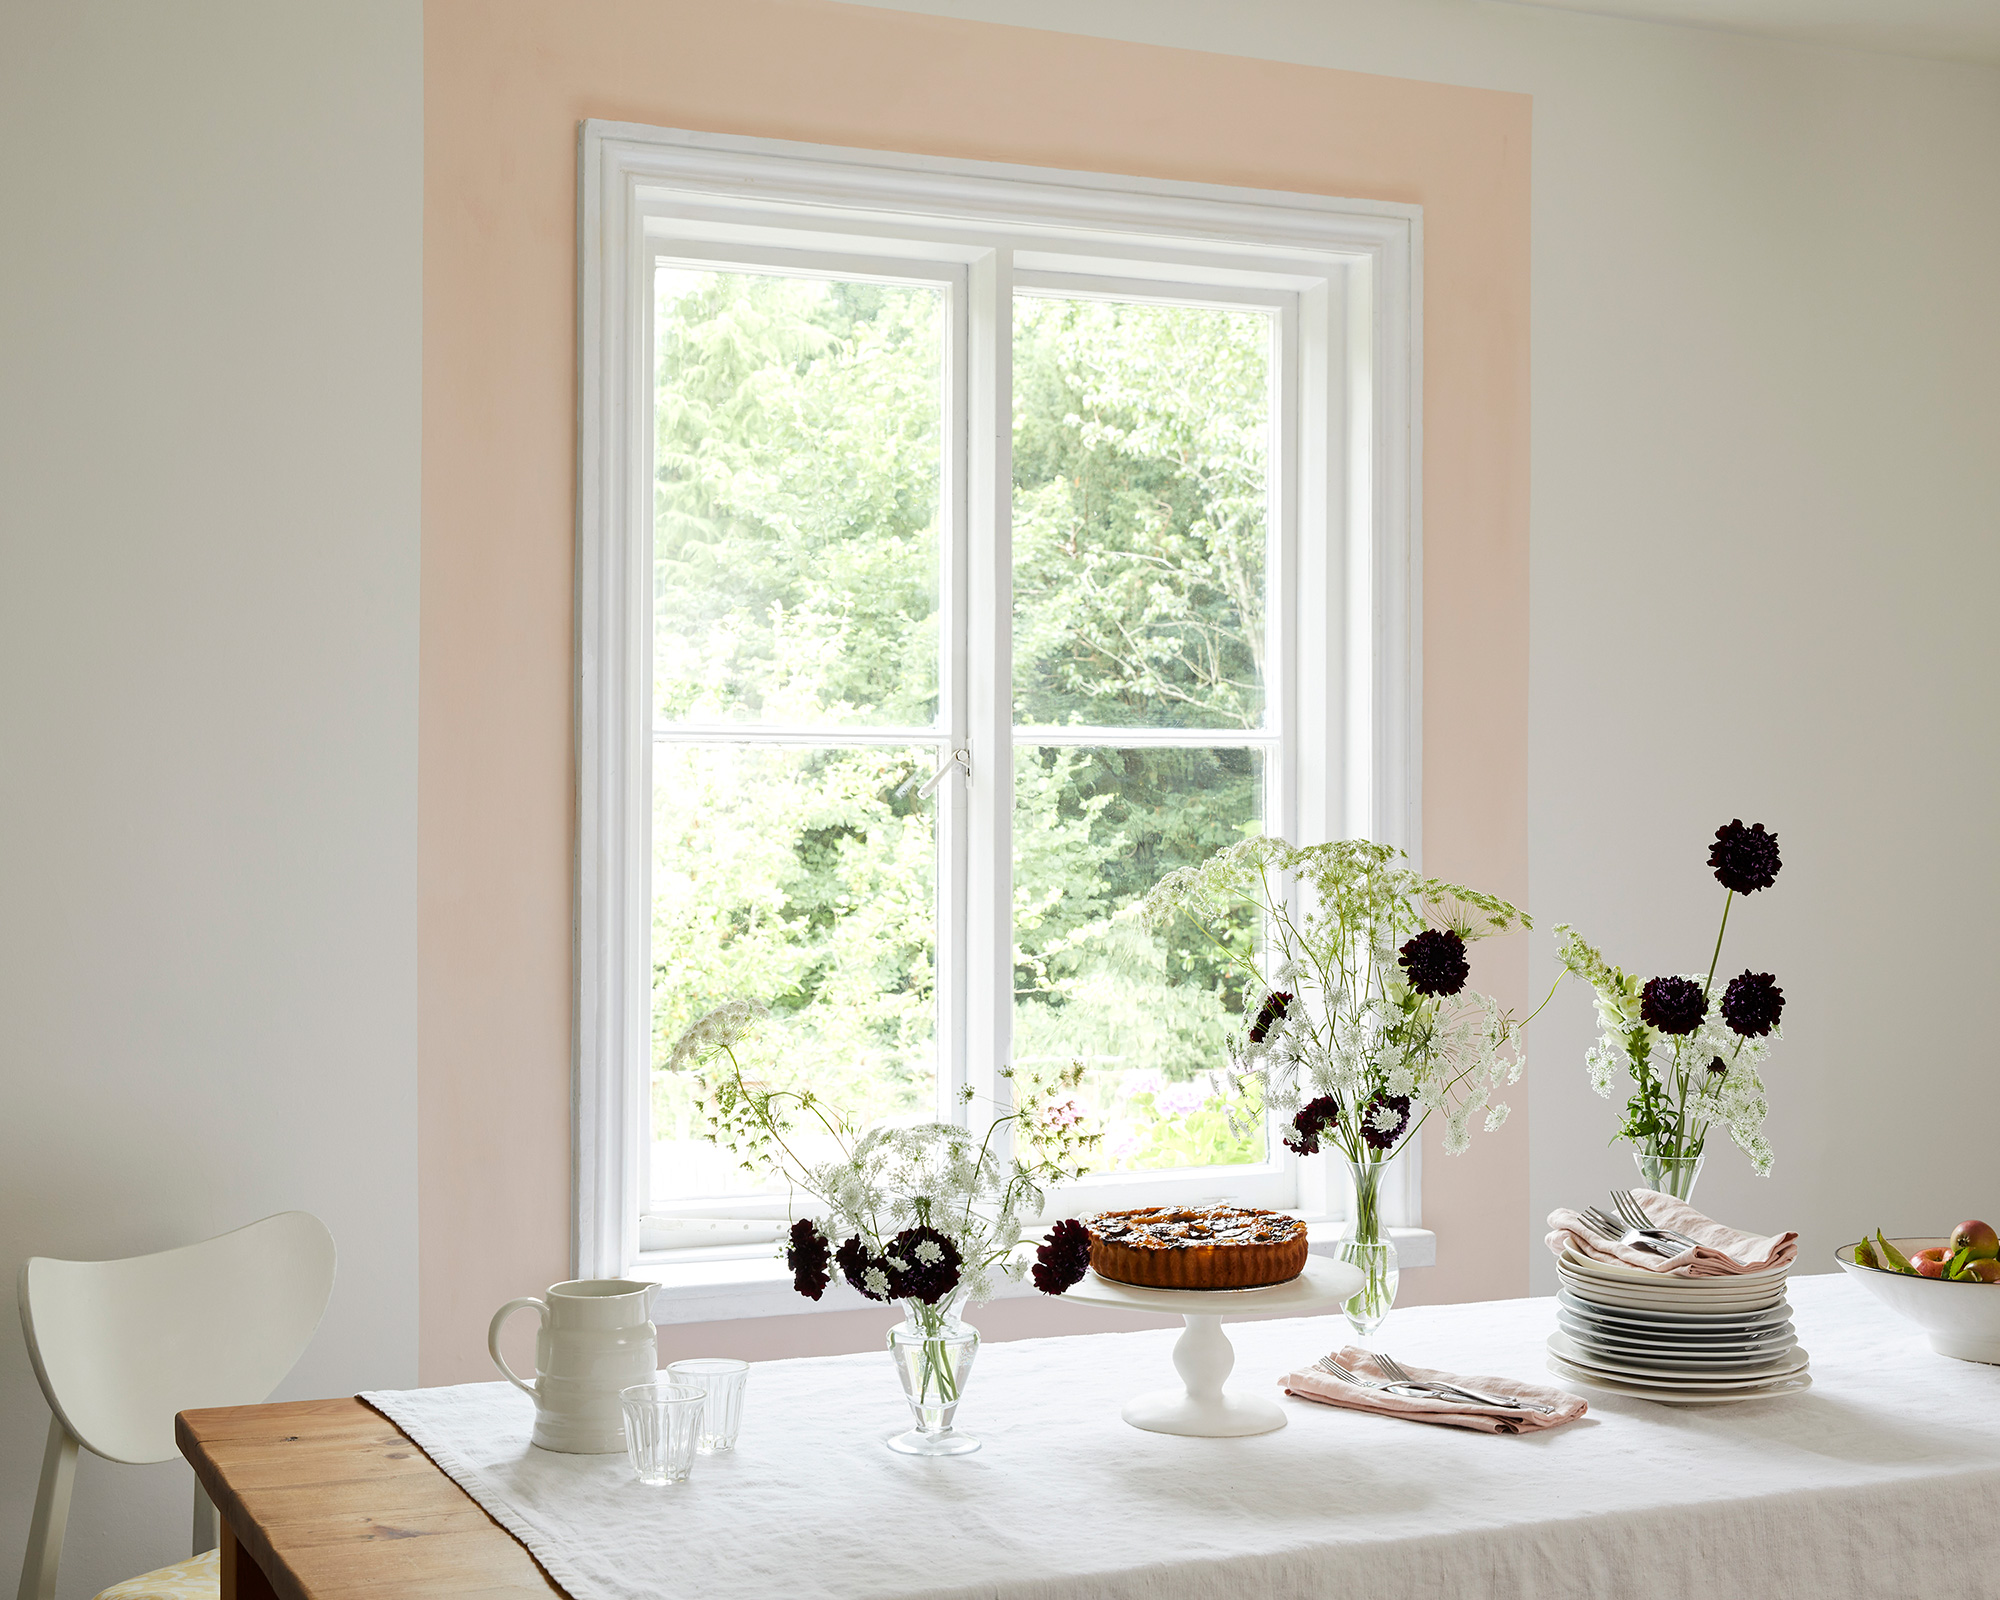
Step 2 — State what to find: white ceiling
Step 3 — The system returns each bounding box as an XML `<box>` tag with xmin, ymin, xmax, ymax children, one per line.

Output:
<box><xmin>1495</xmin><ymin>0</ymin><xmax>2000</xmax><ymax>66</ymax></box>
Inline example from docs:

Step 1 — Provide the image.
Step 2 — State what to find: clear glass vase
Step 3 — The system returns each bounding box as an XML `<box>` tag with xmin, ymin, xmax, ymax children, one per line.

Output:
<box><xmin>1634</xmin><ymin>1146</ymin><xmax>1705</xmax><ymax>1203</ymax></box>
<box><xmin>887</xmin><ymin>1296</ymin><xmax>980</xmax><ymax>1456</ymax></box>
<box><xmin>1339</xmin><ymin>1160</ymin><xmax>1399</xmax><ymax>1337</ymax></box>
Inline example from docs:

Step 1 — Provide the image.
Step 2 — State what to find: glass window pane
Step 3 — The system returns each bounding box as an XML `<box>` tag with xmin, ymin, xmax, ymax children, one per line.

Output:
<box><xmin>654</xmin><ymin>268</ymin><xmax>944</xmax><ymax>728</ymax></box>
<box><xmin>651</xmin><ymin>743</ymin><xmax>937</xmax><ymax>1205</ymax></box>
<box><xmin>1012</xmin><ymin>745</ymin><xmax>1266</xmax><ymax>1172</ymax></box>
<box><xmin>1012</xmin><ymin>294</ymin><xmax>1272</xmax><ymax>730</ymax></box>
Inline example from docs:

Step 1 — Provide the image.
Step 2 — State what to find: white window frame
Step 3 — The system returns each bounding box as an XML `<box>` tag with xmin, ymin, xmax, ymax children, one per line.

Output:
<box><xmin>575</xmin><ymin>120</ymin><xmax>1423</xmax><ymax>1283</ymax></box>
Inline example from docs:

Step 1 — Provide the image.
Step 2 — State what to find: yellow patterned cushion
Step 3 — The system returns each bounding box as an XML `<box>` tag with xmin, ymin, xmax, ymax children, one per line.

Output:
<box><xmin>92</xmin><ymin>1548</ymin><xmax>219</xmax><ymax>1600</ymax></box>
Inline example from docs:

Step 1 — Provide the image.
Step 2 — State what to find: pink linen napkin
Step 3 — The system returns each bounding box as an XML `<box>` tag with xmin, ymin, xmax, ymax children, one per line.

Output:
<box><xmin>1545</xmin><ymin>1188</ymin><xmax>1798</xmax><ymax>1277</ymax></box>
<box><xmin>1282</xmin><ymin>1348</ymin><xmax>1587</xmax><ymax>1435</ymax></box>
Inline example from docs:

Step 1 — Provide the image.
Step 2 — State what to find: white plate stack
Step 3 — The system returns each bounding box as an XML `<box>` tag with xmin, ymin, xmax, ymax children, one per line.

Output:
<box><xmin>1546</xmin><ymin>1248</ymin><xmax>1810</xmax><ymax>1403</ymax></box>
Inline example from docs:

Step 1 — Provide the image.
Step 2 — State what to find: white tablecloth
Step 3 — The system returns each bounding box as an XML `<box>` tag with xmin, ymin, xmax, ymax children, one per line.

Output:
<box><xmin>365</xmin><ymin>1274</ymin><xmax>2000</xmax><ymax>1600</ymax></box>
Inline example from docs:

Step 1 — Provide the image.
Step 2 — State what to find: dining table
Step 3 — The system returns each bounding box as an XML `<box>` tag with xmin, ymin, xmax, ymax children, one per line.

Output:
<box><xmin>178</xmin><ymin>1272</ymin><xmax>2000</xmax><ymax>1600</ymax></box>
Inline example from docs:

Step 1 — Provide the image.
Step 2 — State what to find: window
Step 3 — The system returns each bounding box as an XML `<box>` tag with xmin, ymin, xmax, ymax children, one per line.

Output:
<box><xmin>578</xmin><ymin>123</ymin><xmax>1420</xmax><ymax>1281</ymax></box>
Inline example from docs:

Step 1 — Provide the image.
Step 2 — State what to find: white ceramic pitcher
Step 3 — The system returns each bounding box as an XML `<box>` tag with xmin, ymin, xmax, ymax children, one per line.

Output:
<box><xmin>489</xmin><ymin>1279</ymin><xmax>658</xmax><ymax>1453</ymax></box>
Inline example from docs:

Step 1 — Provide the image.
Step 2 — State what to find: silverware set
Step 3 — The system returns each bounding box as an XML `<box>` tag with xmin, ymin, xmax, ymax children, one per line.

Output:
<box><xmin>1577</xmin><ymin>1190</ymin><xmax>1706</xmax><ymax>1260</ymax></box>
<box><xmin>1312</xmin><ymin>1352</ymin><xmax>1557</xmax><ymax>1414</ymax></box>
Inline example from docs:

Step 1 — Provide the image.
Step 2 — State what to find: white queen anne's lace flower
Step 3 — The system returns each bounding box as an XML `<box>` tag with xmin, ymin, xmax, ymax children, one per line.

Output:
<box><xmin>665</xmin><ymin>998</ymin><xmax>770</xmax><ymax>1073</ymax></box>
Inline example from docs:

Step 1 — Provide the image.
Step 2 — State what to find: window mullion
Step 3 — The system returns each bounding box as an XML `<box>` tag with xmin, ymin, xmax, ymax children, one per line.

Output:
<box><xmin>935</xmin><ymin>263</ymin><xmax>973</xmax><ymax>1127</ymax></box>
<box><xmin>963</xmin><ymin>244</ymin><xmax>1014</xmax><ymax>1139</ymax></box>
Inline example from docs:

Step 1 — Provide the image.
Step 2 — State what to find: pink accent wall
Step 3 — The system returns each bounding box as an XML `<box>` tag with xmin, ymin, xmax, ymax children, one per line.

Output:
<box><xmin>421</xmin><ymin>0</ymin><xmax>1529</xmax><ymax>1383</ymax></box>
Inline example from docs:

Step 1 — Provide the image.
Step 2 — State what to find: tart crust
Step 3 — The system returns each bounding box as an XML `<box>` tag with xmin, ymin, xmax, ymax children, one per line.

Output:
<box><xmin>1085</xmin><ymin>1205</ymin><xmax>1309</xmax><ymax>1290</ymax></box>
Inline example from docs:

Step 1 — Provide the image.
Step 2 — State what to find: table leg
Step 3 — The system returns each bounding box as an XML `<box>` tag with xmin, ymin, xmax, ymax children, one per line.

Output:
<box><xmin>219</xmin><ymin>1517</ymin><xmax>280</xmax><ymax>1600</ymax></box>
<box><xmin>1119</xmin><ymin>1314</ymin><xmax>1289</xmax><ymax>1437</ymax></box>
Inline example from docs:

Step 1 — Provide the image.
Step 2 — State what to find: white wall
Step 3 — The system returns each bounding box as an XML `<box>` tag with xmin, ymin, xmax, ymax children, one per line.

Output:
<box><xmin>849</xmin><ymin>0</ymin><xmax>2000</xmax><ymax>1285</ymax></box>
<box><xmin>0</xmin><ymin>4</ymin><xmax>421</xmax><ymax>1596</ymax></box>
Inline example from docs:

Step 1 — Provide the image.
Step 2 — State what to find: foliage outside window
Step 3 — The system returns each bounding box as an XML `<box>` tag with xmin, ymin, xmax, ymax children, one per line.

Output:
<box><xmin>649</xmin><ymin>272</ymin><xmax>1283</xmax><ymax>1208</ymax></box>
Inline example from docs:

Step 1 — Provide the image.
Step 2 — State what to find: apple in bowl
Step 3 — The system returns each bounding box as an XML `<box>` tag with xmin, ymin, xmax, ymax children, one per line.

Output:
<box><xmin>1839</xmin><ymin>1235</ymin><xmax>2000</xmax><ymax>1364</ymax></box>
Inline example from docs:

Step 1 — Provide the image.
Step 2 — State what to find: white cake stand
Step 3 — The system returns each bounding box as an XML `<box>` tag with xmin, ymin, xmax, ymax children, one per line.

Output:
<box><xmin>1057</xmin><ymin>1256</ymin><xmax>1363</xmax><ymax>1437</ymax></box>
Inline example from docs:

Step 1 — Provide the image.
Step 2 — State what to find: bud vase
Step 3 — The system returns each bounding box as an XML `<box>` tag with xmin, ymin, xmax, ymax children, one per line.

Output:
<box><xmin>1634</xmin><ymin>1146</ymin><xmax>1704</xmax><ymax>1204</ymax></box>
<box><xmin>1339</xmin><ymin>1161</ymin><xmax>1399</xmax><ymax>1336</ymax></box>
<box><xmin>887</xmin><ymin>1296</ymin><xmax>980</xmax><ymax>1456</ymax></box>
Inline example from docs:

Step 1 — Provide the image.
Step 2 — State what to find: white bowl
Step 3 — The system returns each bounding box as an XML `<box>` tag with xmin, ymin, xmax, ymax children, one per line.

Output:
<box><xmin>1837</xmin><ymin>1238</ymin><xmax>2000</xmax><ymax>1364</ymax></box>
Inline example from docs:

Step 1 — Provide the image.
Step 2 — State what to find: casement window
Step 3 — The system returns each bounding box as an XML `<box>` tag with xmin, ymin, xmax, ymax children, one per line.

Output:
<box><xmin>576</xmin><ymin>122</ymin><xmax>1421</xmax><ymax>1285</ymax></box>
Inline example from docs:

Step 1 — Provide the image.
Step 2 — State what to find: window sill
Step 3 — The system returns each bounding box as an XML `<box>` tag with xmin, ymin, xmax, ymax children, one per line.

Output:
<box><xmin>633</xmin><ymin>1222</ymin><xmax>1436</xmax><ymax>1325</ymax></box>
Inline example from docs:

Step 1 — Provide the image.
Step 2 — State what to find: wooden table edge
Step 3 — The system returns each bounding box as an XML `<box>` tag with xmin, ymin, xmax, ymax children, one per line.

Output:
<box><xmin>178</xmin><ymin>1397</ymin><xmax>566</xmax><ymax>1600</ymax></box>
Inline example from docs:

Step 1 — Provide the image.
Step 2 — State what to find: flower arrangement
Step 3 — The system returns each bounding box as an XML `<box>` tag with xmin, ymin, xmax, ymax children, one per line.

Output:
<box><xmin>1144</xmin><ymin>837</ymin><xmax>1530</xmax><ymax>1331</ymax></box>
<box><xmin>666</xmin><ymin>1001</ymin><xmax>1100</xmax><ymax>1447</ymax></box>
<box><xmin>1555</xmin><ymin>820</ymin><xmax>1784</xmax><ymax>1194</ymax></box>
<box><xmin>1143</xmin><ymin>837</ymin><xmax>1532</xmax><ymax>1169</ymax></box>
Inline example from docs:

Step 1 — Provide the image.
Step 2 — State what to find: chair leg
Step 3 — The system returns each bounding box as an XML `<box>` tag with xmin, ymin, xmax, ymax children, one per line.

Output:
<box><xmin>193</xmin><ymin>1483</ymin><xmax>218</xmax><ymax>1556</ymax></box>
<box><xmin>15</xmin><ymin>1416</ymin><xmax>77</xmax><ymax>1600</ymax></box>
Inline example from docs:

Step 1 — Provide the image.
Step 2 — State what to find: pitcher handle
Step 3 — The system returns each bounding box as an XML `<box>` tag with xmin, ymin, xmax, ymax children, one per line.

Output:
<box><xmin>488</xmin><ymin>1297</ymin><xmax>548</xmax><ymax>1398</ymax></box>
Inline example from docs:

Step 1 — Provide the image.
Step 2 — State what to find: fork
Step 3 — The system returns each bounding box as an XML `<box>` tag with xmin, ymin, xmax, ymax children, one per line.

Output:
<box><xmin>1312</xmin><ymin>1357</ymin><xmax>1454</xmax><ymax>1404</ymax></box>
<box><xmin>1374</xmin><ymin>1352</ymin><xmax>1558</xmax><ymax>1413</ymax></box>
<box><xmin>1314</xmin><ymin>1355</ymin><xmax>1554</xmax><ymax>1414</ymax></box>
<box><xmin>1577</xmin><ymin>1205</ymin><xmax>1681</xmax><ymax>1259</ymax></box>
<box><xmin>1609</xmin><ymin>1188</ymin><xmax>1706</xmax><ymax>1252</ymax></box>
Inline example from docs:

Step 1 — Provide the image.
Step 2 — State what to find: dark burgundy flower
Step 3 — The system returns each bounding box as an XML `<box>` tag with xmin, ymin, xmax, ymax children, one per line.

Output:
<box><xmin>1248</xmin><ymin>990</ymin><xmax>1294</xmax><ymax>1044</ymax></box>
<box><xmin>1032</xmin><ymin>1219</ymin><xmax>1092</xmax><ymax>1295</ymax></box>
<box><xmin>785</xmin><ymin>1218</ymin><xmax>831</xmax><ymax>1301</ymax></box>
<box><xmin>1640</xmin><ymin>975</ymin><xmax>1708</xmax><ymax>1036</ymax></box>
<box><xmin>1360</xmin><ymin>1093</ymin><xmax>1412</xmax><ymax>1152</ymax></box>
<box><xmin>1709</xmin><ymin>820</ymin><xmax>1782</xmax><ymax>895</ymax></box>
<box><xmin>1398</xmin><ymin>928</ymin><xmax>1470</xmax><ymax>998</ymax></box>
<box><xmin>835</xmin><ymin>1235</ymin><xmax>890</xmax><ymax>1301</ymax></box>
<box><xmin>1285</xmin><ymin>1094</ymin><xmax>1343</xmax><ymax>1156</ymax></box>
<box><xmin>1721</xmin><ymin>970</ymin><xmax>1785</xmax><ymax>1037</ymax></box>
<box><xmin>1706</xmin><ymin>1056</ymin><xmax>1729</xmax><ymax>1077</ymax></box>
<box><xmin>882</xmin><ymin>1224</ymin><xmax>963</xmax><ymax>1305</ymax></box>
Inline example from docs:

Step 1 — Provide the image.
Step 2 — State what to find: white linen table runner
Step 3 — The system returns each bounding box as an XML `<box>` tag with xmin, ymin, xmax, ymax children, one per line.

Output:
<box><xmin>365</xmin><ymin>1274</ymin><xmax>2000</xmax><ymax>1600</ymax></box>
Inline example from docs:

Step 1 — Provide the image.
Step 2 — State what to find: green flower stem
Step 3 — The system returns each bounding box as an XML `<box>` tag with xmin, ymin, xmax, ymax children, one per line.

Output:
<box><xmin>1703</xmin><ymin>890</ymin><xmax>1735</xmax><ymax>998</ymax></box>
<box><xmin>1349</xmin><ymin>1159</ymin><xmax>1384</xmax><ymax>1245</ymax></box>
<box><xmin>905</xmin><ymin>1300</ymin><xmax>961</xmax><ymax>1407</ymax></box>
<box><xmin>1520</xmin><ymin>966</ymin><xmax>1569</xmax><ymax>1028</ymax></box>
<box><xmin>1342</xmin><ymin>1161</ymin><xmax>1396</xmax><ymax>1328</ymax></box>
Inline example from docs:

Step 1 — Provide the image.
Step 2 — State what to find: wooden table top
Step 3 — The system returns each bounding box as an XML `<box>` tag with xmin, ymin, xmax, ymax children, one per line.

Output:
<box><xmin>177</xmin><ymin>1397</ymin><xmax>564</xmax><ymax>1600</ymax></box>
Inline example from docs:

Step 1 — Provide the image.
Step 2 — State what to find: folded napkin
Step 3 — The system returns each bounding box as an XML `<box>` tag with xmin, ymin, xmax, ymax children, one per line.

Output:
<box><xmin>1545</xmin><ymin>1188</ymin><xmax>1798</xmax><ymax>1277</ymax></box>
<box><xmin>1282</xmin><ymin>1348</ymin><xmax>1587</xmax><ymax>1435</ymax></box>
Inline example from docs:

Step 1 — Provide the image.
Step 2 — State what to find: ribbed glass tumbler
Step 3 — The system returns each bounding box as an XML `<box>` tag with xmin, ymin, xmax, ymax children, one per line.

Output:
<box><xmin>619</xmin><ymin>1381</ymin><xmax>704</xmax><ymax>1485</ymax></box>
<box><xmin>666</xmin><ymin>1357</ymin><xmax>750</xmax><ymax>1454</ymax></box>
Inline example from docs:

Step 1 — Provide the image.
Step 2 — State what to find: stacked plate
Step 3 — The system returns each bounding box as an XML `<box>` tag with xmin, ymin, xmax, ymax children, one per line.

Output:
<box><xmin>1546</xmin><ymin>1248</ymin><xmax>1810</xmax><ymax>1403</ymax></box>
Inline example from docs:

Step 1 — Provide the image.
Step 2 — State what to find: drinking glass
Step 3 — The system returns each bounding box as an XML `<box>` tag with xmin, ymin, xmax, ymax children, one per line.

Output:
<box><xmin>665</xmin><ymin>1358</ymin><xmax>750</xmax><ymax>1453</ymax></box>
<box><xmin>619</xmin><ymin>1381</ymin><xmax>703</xmax><ymax>1485</ymax></box>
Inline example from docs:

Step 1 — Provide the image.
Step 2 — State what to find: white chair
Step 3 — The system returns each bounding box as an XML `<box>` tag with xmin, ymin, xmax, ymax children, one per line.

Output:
<box><xmin>15</xmin><ymin>1212</ymin><xmax>337</xmax><ymax>1600</ymax></box>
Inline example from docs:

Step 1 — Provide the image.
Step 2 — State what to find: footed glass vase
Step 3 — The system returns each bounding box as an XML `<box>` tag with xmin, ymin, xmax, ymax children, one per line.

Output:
<box><xmin>1634</xmin><ymin>1145</ymin><xmax>1704</xmax><ymax>1204</ymax></box>
<box><xmin>1339</xmin><ymin>1160</ymin><xmax>1400</xmax><ymax>1337</ymax></box>
<box><xmin>887</xmin><ymin>1296</ymin><xmax>980</xmax><ymax>1456</ymax></box>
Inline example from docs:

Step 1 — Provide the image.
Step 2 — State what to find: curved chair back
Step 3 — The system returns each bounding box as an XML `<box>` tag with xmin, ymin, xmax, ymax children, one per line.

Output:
<box><xmin>19</xmin><ymin>1211</ymin><xmax>337</xmax><ymax>1465</ymax></box>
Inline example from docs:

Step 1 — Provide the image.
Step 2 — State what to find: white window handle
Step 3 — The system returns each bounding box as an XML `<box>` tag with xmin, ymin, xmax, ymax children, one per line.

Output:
<box><xmin>916</xmin><ymin>749</ymin><xmax>970</xmax><ymax>800</ymax></box>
